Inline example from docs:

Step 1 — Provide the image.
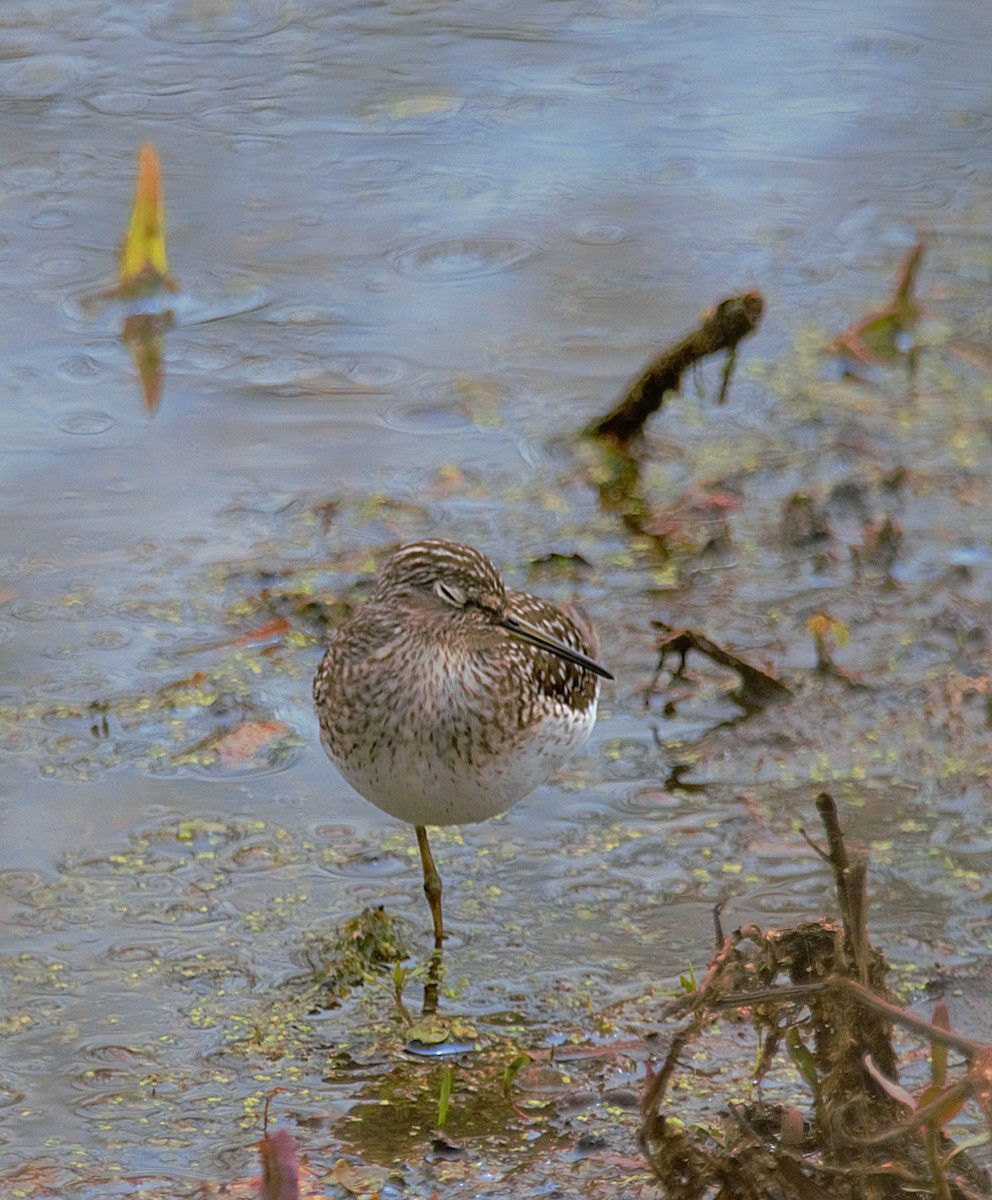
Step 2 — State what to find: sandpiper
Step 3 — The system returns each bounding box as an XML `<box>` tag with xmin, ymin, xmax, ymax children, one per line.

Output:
<box><xmin>313</xmin><ymin>539</ymin><xmax>612</xmax><ymax>1012</ymax></box>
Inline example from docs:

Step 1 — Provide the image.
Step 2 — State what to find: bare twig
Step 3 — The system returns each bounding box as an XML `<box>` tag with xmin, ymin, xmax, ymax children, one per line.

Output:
<box><xmin>649</xmin><ymin>622</ymin><xmax>792</xmax><ymax>713</ymax></box>
<box><xmin>586</xmin><ymin>291</ymin><xmax>765</xmax><ymax>446</ymax></box>
<box><xmin>811</xmin><ymin>792</ymin><xmax>873</xmax><ymax>982</ymax></box>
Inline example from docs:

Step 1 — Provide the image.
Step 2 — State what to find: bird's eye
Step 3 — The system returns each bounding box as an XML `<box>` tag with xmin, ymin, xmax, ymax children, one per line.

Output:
<box><xmin>434</xmin><ymin>580</ymin><xmax>467</xmax><ymax>607</ymax></box>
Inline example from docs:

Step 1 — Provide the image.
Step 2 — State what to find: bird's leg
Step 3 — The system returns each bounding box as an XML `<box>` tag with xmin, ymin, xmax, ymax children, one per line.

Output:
<box><xmin>415</xmin><ymin>824</ymin><xmax>445</xmax><ymax>948</ymax></box>
<box><xmin>415</xmin><ymin>824</ymin><xmax>444</xmax><ymax>1016</ymax></box>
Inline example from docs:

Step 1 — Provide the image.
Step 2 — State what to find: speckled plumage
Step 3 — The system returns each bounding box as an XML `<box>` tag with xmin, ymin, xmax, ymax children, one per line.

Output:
<box><xmin>313</xmin><ymin>539</ymin><xmax>611</xmax><ymax>828</ymax></box>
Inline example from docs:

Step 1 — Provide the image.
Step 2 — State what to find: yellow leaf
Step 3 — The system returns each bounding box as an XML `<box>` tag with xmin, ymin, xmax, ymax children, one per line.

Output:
<box><xmin>120</xmin><ymin>143</ymin><xmax>171</xmax><ymax>288</ymax></box>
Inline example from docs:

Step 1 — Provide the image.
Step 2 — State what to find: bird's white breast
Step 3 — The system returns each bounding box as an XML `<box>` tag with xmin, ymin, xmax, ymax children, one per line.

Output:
<box><xmin>322</xmin><ymin>643</ymin><xmax>599</xmax><ymax>827</ymax></box>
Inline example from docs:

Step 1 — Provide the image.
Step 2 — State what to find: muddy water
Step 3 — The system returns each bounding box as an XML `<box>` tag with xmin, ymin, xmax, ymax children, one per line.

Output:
<box><xmin>3</xmin><ymin>0</ymin><xmax>992</xmax><ymax>1193</ymax></box>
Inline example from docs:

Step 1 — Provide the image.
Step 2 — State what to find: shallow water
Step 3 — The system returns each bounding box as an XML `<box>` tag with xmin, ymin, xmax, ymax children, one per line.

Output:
<box><xmin>3</xmin><ymin>0</ymin><xmax>992</xmax><ymax>1193</ymax></box>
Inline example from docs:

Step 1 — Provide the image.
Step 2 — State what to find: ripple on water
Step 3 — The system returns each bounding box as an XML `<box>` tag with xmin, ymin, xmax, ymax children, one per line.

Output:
<box><xmin>163</xmin><ymin>950</ymin><xmax>257</xmax><ymax>994</ymax></box>
<box><xmin>192</xmin><ymin>98</ymin><xmax>294</xmax><ymax>135</ymax></box>
<box><xmin>393</xmin><ymin>366</ymin><xmax>540</xmax><ymax>429</ymax></box>
<box><xmin>67</xmin><ymin>1089</ymin><xmax>162</xmax><ymax>1123</ymax></box>
<box><xmin>387</xmin><ymin>237</ymin><xmax>541</xmax><ymax>281</ymax></box>
<box><xmin>106</xmin><ymin>939</ymin><xmax>184</xmax><ymax>964</ymax></box>
<box><xmin>229</xmin><ymin>136</ymin><xmax>280</xmax><ymax>157</ymax></box>
<box><xmin>310</xmin><ymin>822</ymin><xmax>358</xmax><ymax>842</ymax></box>
<box><xmin>9</xmin><ymin>595</ymin><xmax>105</xmax><ymax>621</ymax></box>
<box><xmin>569</xmin><ymin>59</ymin><xmax>683</xmax><ymax>106</ymax></box>
<box><xmin>29</xmin><ymin>208</ymin><xmax>72</xmax><ymax>229</ymax></box>
<box><xmin>320</xmin><ymin>353</ymin><xmax>411</xmax><ymax>389</ymax></box>
<box><xmin>168</xmin><ymin>269</ymin><xmax>271</xmax><ymax>323</ymax></box>
<box><xmin>56</xmin><ymin>411</ymin><xmax>114</xmax><ymax>436</ymax></box>
<box><xmin>85</xmin><ymin>91</ymin><xmax>152</xmax><ymax>115</ymax></box>
<box><xmin>64</xmin><ymin>849</ymin><xmax>187</xmax><ymax>883</ymax></box>
<box><xmin>1</xmin><ymin>157</ymin><xmax>62</xmax><ymax>190</ymax></box>
<box><xmin>62</xmin><ymin>268</ymin><xmax>271</xmax><ymax>329</ymax></box>
<box><xmin>86</xmin><ymin>629</ymin><xmax>131</xmax><ymax>651</ymax></box>
<box><xmin>187</xmin><ymin>738</ymin><xmax>304</xmax><ymax>782</ymax></box>
<box><xmin>0</xmin><ymin>868</ymin><xmax>48</xmax><ymax>900</ymax></box>
<box><xmin>144</xmin><ymin>0</ymin><xmax>309</xmax><ymax>43</ymax></box>
<box><xmin>0</xmin><ymin>55</ymin><xmax>92</xmax><ymax>98</ymax></box>
<box><xmin>572</xmin><ymin>221</ymin><xmax>630</xmax><ymax>245</ymax></box>
<box><xmin>319</xmin><ymin>849</ymin><xmax>410</xmax><ymax>881</ymax></box>
<box><xmin>0</xmin><ymin>1085</ymin><xmax>26</xmax><ymax>1110</ymax></box>
<box><xmin>379</xmin><ymin>403</ymin><xmax>472</xmax><ymax>435</ymax></box>
<box><xmin>66</xmin><ymin>1050</ymin><xmax>151</xmax><ymax>1096</ymax></box>
<box><xmin>608</xmin><ymin>787</ymin><xmax>687</xmax><ymax>816</ymax></box>
<box><xmin>221</xmin><ymin>840</ymin><xmax>295</xmax><ymax>873</ymax></box>
<box><xmin>57</xmin><ymin>354</ymin><xmax>107</xmax><ymax>382</ymax></box>
<box><xmin>262</xmin><ymin>302</ymin><xmax>345</xmax><ymax>327</ymax></box>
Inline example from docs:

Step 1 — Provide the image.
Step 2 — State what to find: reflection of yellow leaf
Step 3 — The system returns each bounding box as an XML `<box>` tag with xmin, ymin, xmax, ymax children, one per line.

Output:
<box><xmin>122</xmin><ymin>310</ymin><xmax>174</xmax><ymax>417</ymax></box>
<box><xmin>120</xmin><ymin>143</ymin><xmax>173</xmax><ymax>291</ymax></box>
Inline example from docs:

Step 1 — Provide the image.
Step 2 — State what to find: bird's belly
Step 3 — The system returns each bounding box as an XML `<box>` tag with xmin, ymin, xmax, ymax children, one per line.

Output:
<box><xmin>324</xmin><ymin>702</ymin><xmax>597</xmax><ymax>827</ymax></box>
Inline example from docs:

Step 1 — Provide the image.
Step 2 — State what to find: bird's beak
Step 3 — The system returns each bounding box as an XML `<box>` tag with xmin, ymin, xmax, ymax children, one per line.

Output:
<box><xmin>501</xmin><ymin>614</ymin><xmax>614</xmax><ymax>681</ymax></box>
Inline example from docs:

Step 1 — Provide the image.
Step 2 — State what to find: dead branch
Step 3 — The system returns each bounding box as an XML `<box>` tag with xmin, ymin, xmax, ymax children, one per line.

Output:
<box><xmin>649</xmin><ymin>621</ymin><xmax>792</xmax><ymax>713</ymax></box>
<box><xmin>585</xmin><ymin>291</ymin><xmax>765</xmax><ymax>446</ymax></box>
